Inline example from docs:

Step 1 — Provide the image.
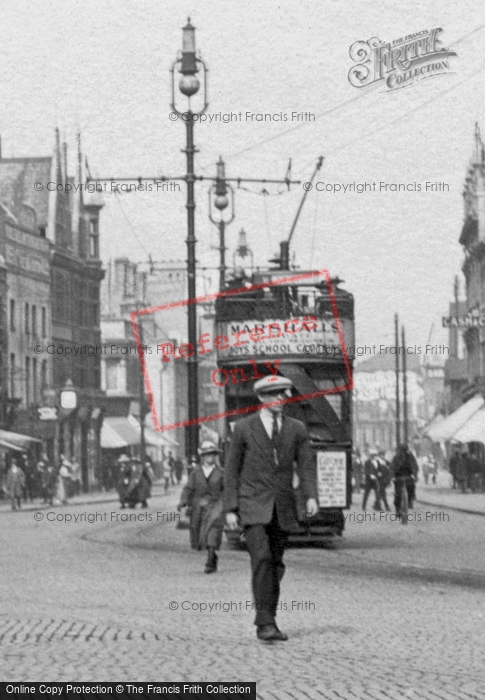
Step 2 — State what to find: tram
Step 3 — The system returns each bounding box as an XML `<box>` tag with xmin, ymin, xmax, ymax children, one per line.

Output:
<box><xmin>215</xmin><ymin>265</ymin><xmax>355</xmax><ymax>544</ymax></box>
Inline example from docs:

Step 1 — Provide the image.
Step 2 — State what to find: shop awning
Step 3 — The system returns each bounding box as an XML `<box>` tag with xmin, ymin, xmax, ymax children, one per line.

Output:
<box><xmin>425</xmin><ymin>395</ymin><xmax>484</xmax><ymax>441</ymax></box>
<box><xmin>100</xmin><ymin>419</ymin><xmax>130</xmax><ymax>449</ymax></box>
<box><xmin>0</xmin><ymin>438</ymin><xmax>27</xmax><ymax>452</ymax></box>
<box><xmin>101</xmin><ymin>416</ymin><xmax>179</xmax><ymax>449</ymax></box>
<box><xmin>0</xmin><ymin>429</ymin><xmax>42</xmax><ymax>449</ymax></box>
<box><xmin>423</xmin><ymin>414</ymin><xmax>445</xmax><ymax>439</ymax></box>
<box><xmin>101</xmin><ymin>417</ymin><xmax>141</xmax><ymax>449</ymax></box>
<box><xmin>452</xmin><ymin>407</ymin><xmax>485</xmax><ymax>444</ymax></box>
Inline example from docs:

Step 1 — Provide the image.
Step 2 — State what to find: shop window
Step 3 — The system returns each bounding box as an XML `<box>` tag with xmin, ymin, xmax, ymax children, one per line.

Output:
<box><xmin>32</xmin><ymin>358</ymin><xmax>38</xmax><ymax>404</ymax></box>
<box><xmin>41</xmin><ymin>360</ymin><xmax>47</xmax><ymax>390</ymax></box>
<box><xmin>10</xmin><ymin>299</ymin><xmax>15</xmax><ymax>332</ymax></box>
<box><xmin>106</xmin><ymin>361</ymin><xmax>120</xmax><ymax>391</ymax></box>
<box><xmin>25</xmin><ymin>303</ymin><xmax>29</xmax><ymax>334</ymax></box>
<box><xmin>32</xmin><ymin>305</ymin><xmax>37</xmax><ymax>337</ymax></box>
<box><xmin>10</xmin><ymin>353</ymin><xmax>15</xmax><ymax>396</ymax></box>
<box><xmin>89</xmin><ymin>219</ymin><xmax>99</xmax><ymax>258</ymax></box>
<box><xmin>25</xmin><ymin>356</ymin><xmax>30</xmax><ymax>405</ymax></box>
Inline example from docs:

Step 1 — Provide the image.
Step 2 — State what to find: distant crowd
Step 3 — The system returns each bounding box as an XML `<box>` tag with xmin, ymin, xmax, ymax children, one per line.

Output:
<box><xmin>448</xmin><ymin>446</ymin><xmax>484</xmax><ymax>493</ymax></box>
<box><xmin>352</xmin><ymin>445</ymin><xmax>435</xmax><ymax>512</ymax></box>
<box><xmin>1</xmin><ymin>453</ymin><xmax>82</xmax><ymax>511</ymax></box>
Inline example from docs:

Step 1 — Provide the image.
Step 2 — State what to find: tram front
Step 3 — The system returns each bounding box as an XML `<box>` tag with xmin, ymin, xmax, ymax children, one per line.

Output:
<box><xmin>214</xmin><ymin>269</ymin><xmax>355</xmax><ymax>543</ymax></box>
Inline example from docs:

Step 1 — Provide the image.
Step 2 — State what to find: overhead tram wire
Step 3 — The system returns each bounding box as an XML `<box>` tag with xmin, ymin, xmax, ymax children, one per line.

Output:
<box><xmin>327</xmin><ymin>59</ymin><xmax>485</xmax><ymax>159</ymax></box>
<box><xmin>113</xmin><ymin>189</ymin><xmax>152</xmax><ymax>260</ymax></box>
<box><xmin>212</xmin><ymin>21</ymin><xmax>485</xmax><ymax>165</ymax></box>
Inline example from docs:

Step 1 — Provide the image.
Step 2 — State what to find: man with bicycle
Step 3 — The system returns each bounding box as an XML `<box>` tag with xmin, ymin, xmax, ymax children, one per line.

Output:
<box><xmin>391</xmin><ymin>444</ymin><xmax>418</xmax><ymax>514</ymax></box>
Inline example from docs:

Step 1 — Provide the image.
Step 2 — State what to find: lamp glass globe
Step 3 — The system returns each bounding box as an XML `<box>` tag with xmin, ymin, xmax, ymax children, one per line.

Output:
<box><xmin>179</xmin><ymin>75</ymin><xmax>200</xmax><ymax>96</ymax></box>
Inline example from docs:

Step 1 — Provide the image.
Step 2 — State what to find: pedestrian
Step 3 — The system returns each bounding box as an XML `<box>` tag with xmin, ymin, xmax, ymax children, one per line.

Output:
<box><xmin>376</xmin><ymin>451</ymin><xmax>391</xmax><ymax>512</ymax></box>
<box><xmin>162</xmin><ymin>454</ymin><xmax>172</xmax><ymax>493</ymax></box>
<box><xmin>391</xmin><ymin>444</ymin><xmax>418</xmax><ymax>513</ymax></box>
<box><xmin>465</xmin><ymin>450</ymin><xmax>481</xmax><ymax>493</ymax></box>
<box><xmin>449</xmin><ymin>448</ymin><xmax>460</xmax><ymax>489</ymax></box>
<box><xmin>19</xmin><ymin>454</ymin><xmax>34</xmax><ymax>502</ymax></box>
<box><xmin>116</xmin><ymin>454</ymin><xmax>132</xmax><ymax>508</ymax></box>
<box><xmin>422</xmin><ymin>457</ymin><xmax>431</xmax><ymax>485</ymax></box>
<box><xmin>168</xmin><ymin>451</ymin><xmax>177</xmax><ymax>485</ymax></box>
<box><xmin>351</xmin><ymin>449</ymin><xmax>363</xmax><ymax>495</ymax></box>
<box><xmin>70</xmin><ymin>460</ymin><xmax>82</xmax><ymax>496</ymax></box>
<box><xmin>5</xmin><ymin>459</ymin><xmax>26</xmax><ymax>511</ymax></box>
<box><xmin>177</xmin><ymin>441</ymin><xmax>225</xmax><ymax>574</ymax></box>
<box><xmin>174</xmin><ymin>457</ymin><xmax>184</xmax><ymax>484</ymax></box>
<box><xmin>455</xmin><ymin>449</ymin><xmax>468</xmax><ymax>494</ymax></box>
<box><xmin>58</xmin><ymin>455</ymin><xmax>72</xmax><ymax>504</ymax></box>
<box><xmin>124</xmin><ymin>458</ymin><xmax>150</xmax><ymax>508</ymax></box>
<box><xmin>362</xmin><ymin>449</ymin><xmax>381</xmax><ymax>511</ymax></box>
<box><xmin>224</xmin><ymin>375</ymin><xmax>318</xmax><ymax>642</ymax></box>
<box><xmin>140</xmin><ymin>459</ymin><xmax>154</xmax><ymax>507</ymax></box>
<box><xmin>40</xmin><ymin>456</ymin><xmax>57</xmax><ymax>506</ymax></box>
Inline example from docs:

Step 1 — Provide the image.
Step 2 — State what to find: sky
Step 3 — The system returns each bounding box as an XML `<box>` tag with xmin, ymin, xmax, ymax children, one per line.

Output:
<box><xmin>1</xmin><ymin>0</ymin><xmax>485</xmax><ymax>355</ymax></box>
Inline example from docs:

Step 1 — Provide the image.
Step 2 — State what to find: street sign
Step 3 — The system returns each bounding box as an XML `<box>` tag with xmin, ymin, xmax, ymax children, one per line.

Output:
<box><xmin>442</xmin><ymin>314</ymin><xmax>485</xmax><ymax>328</ymax></box>
<box><xmin>38</xmin><ymin>407</ymin><xmax>58</xmax><ymax>420</ymax></box>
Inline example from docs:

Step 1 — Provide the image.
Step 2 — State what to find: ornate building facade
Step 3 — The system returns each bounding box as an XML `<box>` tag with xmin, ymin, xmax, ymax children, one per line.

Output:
<box><xmin>0</xmin><ymin>131</ymin><xmax>105</xmax><ymax>489</ymax></box>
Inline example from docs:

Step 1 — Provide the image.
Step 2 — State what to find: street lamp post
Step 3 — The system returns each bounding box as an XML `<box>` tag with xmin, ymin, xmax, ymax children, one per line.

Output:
<box><xmin>171</xmin><ymin>19</ymin><xmax>208</xmax><ymax>467</ymax></box>
<box><xmin>209</xmin><ymin>157</ymin><xmax>235</xmax><ymax>291</ymax></box>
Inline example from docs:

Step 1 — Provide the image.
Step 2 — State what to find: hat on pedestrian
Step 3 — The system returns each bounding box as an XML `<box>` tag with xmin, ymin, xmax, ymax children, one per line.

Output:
<box><xmin>118</xmin><ymin>454</ymin><xmax>130</xmax><ymax>463</ymax></box>
<box><xmin>253</xmin><ymin>375</ymin><xmax>293</xmax><ymax>396</ymax></box>
<box><xmin>199</xmin><ymin>441</ymin><xmax>220</xmax><ymax>455</ymax></box>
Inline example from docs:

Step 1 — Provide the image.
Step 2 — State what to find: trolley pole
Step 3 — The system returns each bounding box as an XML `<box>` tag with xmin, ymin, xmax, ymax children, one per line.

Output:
<box><xmin>138</xmin><ymin>315</ymin><xmax>146</xmax><ymax>464</ymax></box>
<box><xmin>395</xmin><ymin>313</ymin><xmax>401</xmax><ymax>448</ymax></box>
<box><xmin>401</xmin><ymin>324</ymin><xmax>409</xmax><ymax>446</ymax></box>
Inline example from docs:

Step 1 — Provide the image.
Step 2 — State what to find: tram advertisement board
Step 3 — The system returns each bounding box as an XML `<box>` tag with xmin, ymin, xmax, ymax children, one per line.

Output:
<box><xmin>316</xmin><ymin>451</ymin><xmax>347</xmax><ymax>507</ymax></box>
<box><xmin>217</xmin><ymin>316</ymin><xmax>354</xmax><ymax>359</ymax></box>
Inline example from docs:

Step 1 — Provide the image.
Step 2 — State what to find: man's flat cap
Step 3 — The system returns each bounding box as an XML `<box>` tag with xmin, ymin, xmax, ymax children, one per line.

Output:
<box><xmin>199</xmin><ymin>440</ymin><xmax>220</xmax><ymax>455</ymax></box>
<box><xmin>253</xmin><ymin>375</ymin><xmax>293</xmax><ymax>395</ymax></box>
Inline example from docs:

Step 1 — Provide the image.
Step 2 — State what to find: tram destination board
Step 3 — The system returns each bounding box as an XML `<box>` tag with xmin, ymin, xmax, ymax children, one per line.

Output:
<box><xmin>216</xmin><ymin>316</ymin><xmax>355</xmax><ymax>359</ymax></box>
<box><xmin>0</xmin><ymin>682</ymin><xmax>256</xmax><ymax>699</ymax></box>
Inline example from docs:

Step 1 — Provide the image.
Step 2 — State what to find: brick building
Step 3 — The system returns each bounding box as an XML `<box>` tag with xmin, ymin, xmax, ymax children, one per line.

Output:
<box><xmin>0</xmin><ymin>130</ymin><xmax>105</xmax><ymax>489</ymax></box>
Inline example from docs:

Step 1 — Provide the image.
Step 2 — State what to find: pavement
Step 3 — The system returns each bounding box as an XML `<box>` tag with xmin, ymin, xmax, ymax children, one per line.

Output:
<box><xmin>417</xmin><ymin>469</ymin><xmax>485</xmax><ymax>516</ymax></box>
<box><xmin>0</xmin><ymin>479</ymin><xmax>170</xmax><ymax>511</ymax></box>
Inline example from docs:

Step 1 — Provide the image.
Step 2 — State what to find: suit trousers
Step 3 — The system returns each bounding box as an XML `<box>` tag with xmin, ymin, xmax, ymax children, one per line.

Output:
<box><xmin>362</xmin><ymin>477</ymin><xmax>381</xmax><ymax>510</ymax></box>
<box><xmin>244</xmin><ymin>507</ymin><xmax>288</xmax><ymax>627</ymax></box>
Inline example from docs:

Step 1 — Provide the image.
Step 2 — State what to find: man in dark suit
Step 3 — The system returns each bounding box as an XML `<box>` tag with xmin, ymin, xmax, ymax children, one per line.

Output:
<box><xmin>224</xmin><ymin>375</ymin><xmax>318</xmax><ymax>642</ymax></box>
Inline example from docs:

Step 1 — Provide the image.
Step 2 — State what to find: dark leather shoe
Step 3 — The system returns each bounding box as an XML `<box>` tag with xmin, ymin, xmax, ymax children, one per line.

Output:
<box><xmin>256</xmin><ymin>624</ymin><xmax>288</xmax><ymax>641</ymax></box>
<box><xmin>204</xmin><ymin>550</ymin><xmax>218</xmax><ymax>574</ymax></box>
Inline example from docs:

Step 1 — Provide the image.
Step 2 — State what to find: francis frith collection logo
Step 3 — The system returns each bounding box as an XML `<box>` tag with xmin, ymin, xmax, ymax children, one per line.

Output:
<box><xmin>348</xmin><ymin>28</ymin><xmax>457</xmax><ymax>91</ymax></box>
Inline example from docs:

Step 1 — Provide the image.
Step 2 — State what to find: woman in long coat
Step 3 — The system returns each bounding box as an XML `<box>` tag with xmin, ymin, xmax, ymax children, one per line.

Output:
<box><xmin>5</xmin><ymin>459</ymin><xmax>26</xmax><ymax>510</ymax></box>
<box><xmin>177</xmin><ymin>441</ymin><xmax>224</xmax><ymax>574</ymax></box>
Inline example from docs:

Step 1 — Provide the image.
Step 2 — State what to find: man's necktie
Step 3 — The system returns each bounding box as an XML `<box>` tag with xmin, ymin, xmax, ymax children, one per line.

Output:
<box><xmin>272</xmin><ymin>414</ymin><xmax>279</xmax><ymax>441</ymax></box>
<box><xmin>271</xmin><ymin>415</ymin><xmax>279</xmax><ymax>466</ymax></box>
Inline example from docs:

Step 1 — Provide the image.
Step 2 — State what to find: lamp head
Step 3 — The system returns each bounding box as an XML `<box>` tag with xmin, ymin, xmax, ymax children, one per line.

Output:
<box><xmin>179</xmin><ymin>74</ymin><xmax>200</xmax><ymax>96</ymax></box>
<box><xmin>237</xmin><ymin>228</ymin><xmax>249</xmax><ymax>257</ymax></box>
<box><xmin>215</xmin><ymin>156</ymin><xmax>228</xmax><ymax>200</ymax></box>
<box><xmin>214</xmin><ymin>194</ymin><xmax>229</xmax><ymax>210</ymax></box>
<box><xmin>179</xmin><ymin>17</ymin><xmax>199</xmax><ymax>82</ymax></box>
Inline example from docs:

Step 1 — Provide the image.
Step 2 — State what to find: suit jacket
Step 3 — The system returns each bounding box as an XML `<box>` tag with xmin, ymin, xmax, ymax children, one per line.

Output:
<box><xmin>223</xmin><ymin>413</ymin><xmax>317</xmax><ymax>530</ymax></box>
<box><xmin>364</xmin><ymin>458</ymin><xmax>378</xmax><ymax>480</ymax></box>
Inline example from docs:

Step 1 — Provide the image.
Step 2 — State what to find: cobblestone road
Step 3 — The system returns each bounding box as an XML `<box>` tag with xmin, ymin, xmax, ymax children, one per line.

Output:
<box><xmin>1</xmin><ymin>481</ymin><xmax>484</xmax><ymax>699</ymax></box>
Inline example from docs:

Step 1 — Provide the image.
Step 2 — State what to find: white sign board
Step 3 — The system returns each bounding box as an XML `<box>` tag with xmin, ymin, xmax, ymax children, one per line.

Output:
<box><xmin>316</xmin><ymin>451</ymin><xmax>347</xmax><ymax>507</ymax></box>
<box><xmin>38</xmin><ymin>407</ymin><xmax>58</xmax><ymax>421</ymax></box>
<box><xmin>217</xmin><ymin>317</ymin><xmax>353</xmax><ymax>358</ymax></box>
